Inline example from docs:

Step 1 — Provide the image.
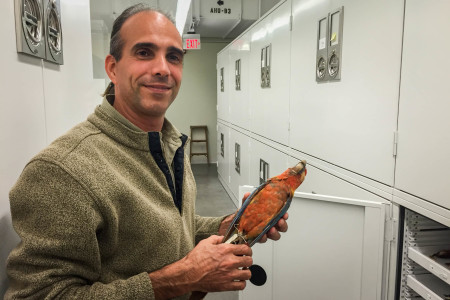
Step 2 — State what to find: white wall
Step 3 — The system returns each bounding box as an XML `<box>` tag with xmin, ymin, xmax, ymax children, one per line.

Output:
<box><xmin>166</xmin><ymin>41</ymin><xmax>228</xmax><ymax>164</ymax></box>
<box><xmin>0</xmin><ymin>0</ymin><xmax>104</xmax><ymax>296</ymax></box>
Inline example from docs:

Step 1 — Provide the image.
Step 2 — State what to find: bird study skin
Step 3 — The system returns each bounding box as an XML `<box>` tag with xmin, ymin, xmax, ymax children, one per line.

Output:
<box><xmin>223</xmin><ymin>161</ymin><xmax>307</xmax><ymax>246</ymax></box>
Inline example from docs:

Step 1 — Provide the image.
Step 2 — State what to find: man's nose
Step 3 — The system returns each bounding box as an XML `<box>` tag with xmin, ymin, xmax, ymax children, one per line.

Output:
<box><xmin>153</xmin><ymin>53</ymin><xmax>170</xmax><ymax>77</ymax></box>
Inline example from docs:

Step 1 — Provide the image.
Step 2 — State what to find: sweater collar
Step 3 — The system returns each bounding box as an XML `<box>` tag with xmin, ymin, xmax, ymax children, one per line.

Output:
<box><xmin>87</xmin><ymin>97</ymin><xmax>184</xmax><ymax>151</ymax></box>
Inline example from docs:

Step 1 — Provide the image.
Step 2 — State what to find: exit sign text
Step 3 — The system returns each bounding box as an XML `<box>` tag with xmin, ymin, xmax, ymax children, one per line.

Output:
<box><xmin>183</xmin><ymin>34</ymin><xmax>201</xmax><ymax>50</ymax></box>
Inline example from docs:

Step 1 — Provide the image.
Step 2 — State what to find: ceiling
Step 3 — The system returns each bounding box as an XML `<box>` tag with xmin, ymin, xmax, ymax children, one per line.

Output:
<box><xmin>90</xmin><ymin>0</ymin><xmax>281</xmax><ymax>40</ymax></box>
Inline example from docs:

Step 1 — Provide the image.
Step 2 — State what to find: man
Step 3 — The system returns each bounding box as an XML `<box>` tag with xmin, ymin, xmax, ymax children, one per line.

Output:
<box><xmin>6</xmin><ymin>4</ymin><xmax>288</xmax><ymax>299</ymax></box>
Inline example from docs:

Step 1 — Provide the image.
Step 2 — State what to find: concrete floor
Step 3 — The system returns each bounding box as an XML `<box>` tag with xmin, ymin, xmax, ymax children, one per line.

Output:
<box><xmin>192</xmin><ymin>163</ymin><xmax>239</xmax><ymax>300</ymax></box>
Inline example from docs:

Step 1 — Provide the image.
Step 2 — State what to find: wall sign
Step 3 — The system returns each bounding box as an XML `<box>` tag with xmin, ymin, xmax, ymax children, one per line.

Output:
<box><xmin>183</xmin><ymin>34</ymin><xmax>201</xmax><ymax>50</ymax></box>
<box><xmin>201</xmin><ymin>0</ymin><xmax>241</xmax><ymax>19</ymax></box>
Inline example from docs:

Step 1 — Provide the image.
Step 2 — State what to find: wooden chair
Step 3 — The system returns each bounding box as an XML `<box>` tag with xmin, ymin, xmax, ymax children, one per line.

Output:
<box><xmin>189</xmin><ymin>125</ymin><xmax>209</xmax><ymax>164</ymax></box>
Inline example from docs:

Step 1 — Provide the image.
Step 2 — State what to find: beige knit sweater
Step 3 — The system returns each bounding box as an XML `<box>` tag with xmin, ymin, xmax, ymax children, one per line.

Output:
<box><xmin>6</xmin><ymin>99</ymin><xmax>223</xmax><ymax>299</ymax></box>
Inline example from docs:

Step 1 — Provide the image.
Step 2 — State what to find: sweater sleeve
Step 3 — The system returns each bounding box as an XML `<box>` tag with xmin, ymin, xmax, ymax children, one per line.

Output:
<box><xmin>194</xmin><ymin>215</ymin><xmax>226</xmax><ymax>245</ymax></box>
<box><xmin>5</xmin><ymin>160</ymin><xmax>154</xmax><ymax>300</ymax></box>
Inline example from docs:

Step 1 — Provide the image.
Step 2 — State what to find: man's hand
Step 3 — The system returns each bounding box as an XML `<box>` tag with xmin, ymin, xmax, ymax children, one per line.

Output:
<box><xmin>149</xmin><ymin>235</ymin><xmax>252</xmax><ymax>299</ymax></box>
<box><xmin>183</xmin><ymin>235</ymin><xmax>252</xmax><ymax>292</ymax></box>
<box><xmin>257</xmin><ymin>211</ymin><xmax>289</xmax><ymax>243</ymax></box>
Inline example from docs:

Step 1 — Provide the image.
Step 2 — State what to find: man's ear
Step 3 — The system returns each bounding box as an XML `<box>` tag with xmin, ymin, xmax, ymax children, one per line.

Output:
<box><xmin>105</xmin><ymin>54</ymin><xmax>117</xmax><ymax>84</ymax></box>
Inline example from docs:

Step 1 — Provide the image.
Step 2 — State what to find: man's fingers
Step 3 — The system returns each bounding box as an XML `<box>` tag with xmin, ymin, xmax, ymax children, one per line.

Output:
<box><xmin>230</xmin><ymin>268</ymin><xmax>252</xmax><ymax>281</ymax></box>
<box><xmin>224</xmin><ymin>280</ymin><xmax>247</xmax><ymax>291</ymax></box>
<box><xmin>258</xmin><ymin>234</ymin><xmax>268</xmax><ymax>243</ymax></box>
<box><xmin>267</xmin><ymin>227</ymin><xmax>281</xmax><ymax>241</ymax></box>
<box><xmin>242</xmin><ymin>255</ymin><xmax>253</xmax><ymax>268</ymax></box>
<box><xmin>231</xmin><ymin>244</ymin><xmax>252</xmax><ymax>257</ymax></box>
<box><xmin>275</xmin><ymin>217</ymin><xmax>288</xmax><ymax>233</ymax></box>
<box><xmin>207</xmin><ymin>235</ymin><xmax>226</xmax><ymax>244</ymax></box>
<box><xmin>241</xmin><ymin>192</ymin><xmax>251</xmax><ymax>205</ymax></box>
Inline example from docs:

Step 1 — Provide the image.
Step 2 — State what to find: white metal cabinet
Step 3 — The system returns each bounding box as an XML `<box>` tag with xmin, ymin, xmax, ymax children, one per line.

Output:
<box><xmin>229</xmin><ymin>128</ymin><xmax>251</xmax><ymax>206</ymax></box>
<box><xmin>229</xmin><ymin>32</ymin><xmax>251</xmax><ymax>129</ymax></box>
<box><xmin>287</xmin><ymin>156</ymin><xmax>399</xmax><ymax>299</ymax></box>
<box><xmin>395</xmin><ymin>0</ymin><xmax>450</xmax><ymax>211</ymax></box>
<box><xmin>238</xmin><ymin>187</ymin><xmax>390</xmax><ymax>300</ymax></box>
<box><xmin>288</xmin><ymin>156</ymin><xmax>388</xmax><ymax>203</ymax></box>
<box><xmin>273</xmin><ymin>192</ymin><xmax>388</xmax><ymax>300</ymax></box>
<box><xmin>248</xmin><ymin>138</ymin><xmax>289</xmax><ymax>187</ymax></box>
<box><xmin>217</xmin><ymin>122</ymin><xmax>230</xmax><ymax>187</ymax></box>
<box><xmin>289</xmin><ymin>0</ymin><xmax>404</xmax><ymax>185</ymax></box>
<box><xmin>217</xmin><ymin>48</ymin><xmax>230</xmax><ymax>122</ymax></box>
<box><xmin>248</xmin><ymin>0</ymin><xmax>291</xmax><ymax>146</ymax></box>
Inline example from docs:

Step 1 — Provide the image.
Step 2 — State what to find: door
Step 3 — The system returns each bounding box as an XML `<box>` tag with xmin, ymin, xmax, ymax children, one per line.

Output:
<box><xmin>238</xmin><ymin>186</ymin><xmax>390</xmax><ymax>300</ymax></box>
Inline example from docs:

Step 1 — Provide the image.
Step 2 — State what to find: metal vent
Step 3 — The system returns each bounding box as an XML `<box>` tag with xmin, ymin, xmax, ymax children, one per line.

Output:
<box><xmin>44</xmin><ymin>0</ymin><xmax>63</xmax><ymax>64</ymax></box>
<box><xmin>22</xmin><ymin>0</ymin><xmax>43</xmax><ymax>52</ymax></box>
<box><xmin>47</xmin><ymin>5</ymin><xmax>61</xmax><ymax>53</ymax></box>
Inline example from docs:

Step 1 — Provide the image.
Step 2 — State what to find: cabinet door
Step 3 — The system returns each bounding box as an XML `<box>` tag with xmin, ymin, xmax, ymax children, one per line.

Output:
<box><xmin>288</xmin><ymin>156</ymin><xmax>387</xmax><ymax>203</ymax></box>
<box><xmin>248</xmin><ymin>0</ymin><xmax>291</xmax><ymax>145</ymax></box>
<box><xmin>289</xmin><ymin>0</ymin><xmax>404</xmax><ymax>185</ymax></box>
<box><xmin>229</xmin><ymin>129</ymin><xmax>250</xmax><ymax>206</ymax></box>
<box><xmin>395</xmin><ymin>0</ymin><xmax>450</xmax><ymax>211</ymax></box>
<box><xmin>217</xmin><ymin>123</ymin><xmax>230</xmax><ymax>185</ymax></box>
<box><xmin>217</xmin><ymin>49</ymin><xmax>230</xmax><ymax>122</ymax></box>
<box><xmin>248</xmin><ymin>139</ymin><xmax>289</xmax><ymax>187</ymax></box>
<box><xmin>240</xmin><ymin>240</ymin><xmax>274</xmax><ymax>300</ymax></box>
<box><xmin>229</xmin><ymin>32</ymin><xmax>251</xmax><ymax>129</ymax></box>
<box><xmin>239</xmin><ymin>186</ymin><xmax>388</xmax><ymax>300</ymax></box>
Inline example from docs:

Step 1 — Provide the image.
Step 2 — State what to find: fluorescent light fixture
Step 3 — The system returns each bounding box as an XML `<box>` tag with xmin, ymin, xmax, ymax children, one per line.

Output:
<box><xmin>176</xmin><ymin>0</ymin><xmax>192</xmax><ymax>35</ymax></box>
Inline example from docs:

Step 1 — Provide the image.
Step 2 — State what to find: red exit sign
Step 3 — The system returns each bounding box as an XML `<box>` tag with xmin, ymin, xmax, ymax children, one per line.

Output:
<box><xmin>183</xmin><ymin>34</ymin><xmax>201</xmax><ymax>50</ymax></box>
<box><xmin>185</xmin><ymin>39</ymin><xmax>200</xmax><ymax>49</ymax></box>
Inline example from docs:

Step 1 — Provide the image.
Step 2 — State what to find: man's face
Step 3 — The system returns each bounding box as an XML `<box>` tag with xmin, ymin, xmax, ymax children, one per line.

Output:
<box><xmin>107</xmin><ymin>11</ymin><xmax>184</xmax><ymax>123</ymax></box>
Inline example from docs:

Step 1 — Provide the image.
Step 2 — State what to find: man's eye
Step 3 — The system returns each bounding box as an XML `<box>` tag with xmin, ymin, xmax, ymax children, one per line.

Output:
<box><xmin>168</xmin><ymin>54</ymin><xmax>183</xmax><ymax>63</ymax></box>
<box><xmin>136</xmin><ymin>49</ymin><xmax>150</xmax><ymax>57</ymax></box>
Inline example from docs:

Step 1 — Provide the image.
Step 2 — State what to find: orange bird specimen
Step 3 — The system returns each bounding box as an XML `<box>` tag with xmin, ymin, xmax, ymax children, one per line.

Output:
<box><xmin>223</xmin><ymin>160</ymin><xmax>307</xmax><ymax>246</ymax></box>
